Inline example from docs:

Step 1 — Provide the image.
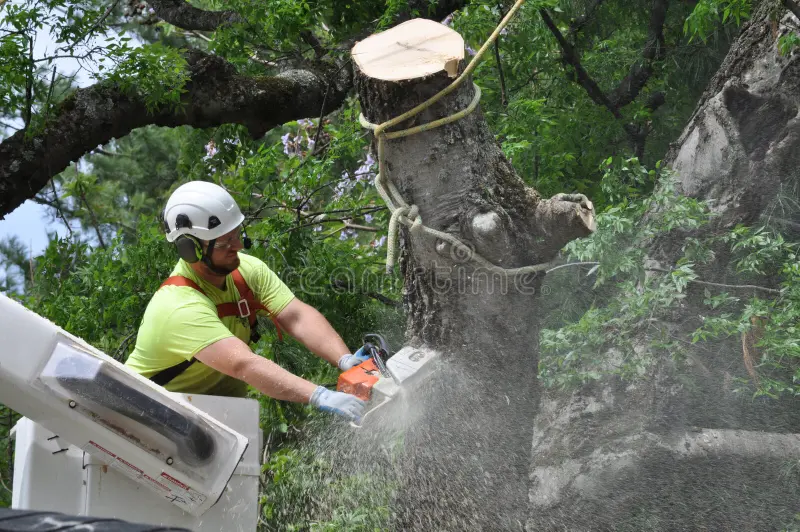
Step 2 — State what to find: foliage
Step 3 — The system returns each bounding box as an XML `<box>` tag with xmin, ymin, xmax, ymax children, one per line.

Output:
<box><xmin>540</xmin><ymin>159</ymin><xmax>799</xmax><ymax>399</ymax></box>
<box><xmin>539</xmin><ymin>161</ymin><xmax>713</xmax><ymax>387</ymax></box>
<box><xmin>106</xmin><ymin>42</ymin><xmax>189</xmax><ymax>112</ymax></box>
<box><xmin>779</xmin><ymin>32</ymin><xmax>800</xmax><ymax>56</ymax></box>
<box><xmin>452</xmin><ymin>0</ymin><xmax>726</xmax><ymax>204</ymax></box>
<box><xmin>684</xmin><ymin>0</ymin><xmax>751</xmax><ymax>42</ymax></box>
<box><xmin>690</xmin><ymin>226</ymin><xmax>799</xmax><ymax>398</ymax></box>
<box><xmin>260</xmin><ymin>440</ymin><xmax>394</xmax><ymax>531</ymax></box>
<box><xmin>0</xmin><ymin>236</ymin><xmax>34</xmax><ymax>293</ymax></box>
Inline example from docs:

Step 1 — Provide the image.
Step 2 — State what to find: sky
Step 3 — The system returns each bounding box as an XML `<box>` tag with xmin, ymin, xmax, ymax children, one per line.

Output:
<box><xmin>0</xmin><ymin>201</ymin><xmax>69</xmax><ymax>255</ymax></box>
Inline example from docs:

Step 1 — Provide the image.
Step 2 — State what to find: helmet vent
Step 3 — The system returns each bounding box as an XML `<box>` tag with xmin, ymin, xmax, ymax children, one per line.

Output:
<box><xmin>175</xmin><ymin>214</ymin><xmax>193</xmax><ymax>229</ymax></box>
<box><xmin>208</xmin><ymin>216</ymin><xmax>221</xmax><ymax>230</ymax></box>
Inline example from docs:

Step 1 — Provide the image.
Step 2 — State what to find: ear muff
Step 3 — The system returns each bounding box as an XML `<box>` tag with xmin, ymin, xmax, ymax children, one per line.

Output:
<box><xmin>242</xmin><ymin>227</ymin><xmax>252</xmax><ymax>249</ymax></box>
<box><xmin>175</xmin><ymin>235</ymin><xmax>203</xmax><ymax>263</ymax></box>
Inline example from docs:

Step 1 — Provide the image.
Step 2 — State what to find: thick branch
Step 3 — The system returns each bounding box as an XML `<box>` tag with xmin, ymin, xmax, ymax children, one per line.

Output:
<box><xmin>146</xmin><ymin>0</ymin><xmax>240</xmax><ymax>31</ymax></box>
<box><xmin>608</xmin><ymin>0</ymin><xmax>669</xmax><ymax>109</ymax></box>
<box><xmin>785</xmin><ymin>0</ymin><xmax>800</xmax><ymax>21</ymax></box>
<box><xmin>0</xmin><ymin>51</ymin><xmax>352</xmax><ymax>218</ymax></box>
<box><xmin>674</xmin><ymin>429</ymin><xmax>800</xmax><ymax>460</ymax></box>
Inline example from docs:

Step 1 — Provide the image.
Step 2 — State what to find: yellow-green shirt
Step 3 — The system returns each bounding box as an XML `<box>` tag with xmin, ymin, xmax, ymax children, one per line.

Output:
<box><xmin>125</xmin><ymin>253</ymin><xmax>295</xmax><ymax>397</ymax></box>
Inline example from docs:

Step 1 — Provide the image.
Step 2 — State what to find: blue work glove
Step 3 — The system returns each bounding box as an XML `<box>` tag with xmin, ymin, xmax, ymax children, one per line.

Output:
<box><xmin>310</xmin><ymin>386</ymin><xmax>366</xmax><ymax>423</ymax></box>
<box><xmin>337</xmin><ymin>346</ymin><xmax>371</xmax><ymax>371</ymax></box>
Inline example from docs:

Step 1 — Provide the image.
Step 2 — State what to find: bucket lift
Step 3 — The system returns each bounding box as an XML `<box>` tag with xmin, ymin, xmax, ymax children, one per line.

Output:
<box><xmin>0</xmin><ymin>294</ymin><xmax>260</xmax><ymax>531</ymax></box>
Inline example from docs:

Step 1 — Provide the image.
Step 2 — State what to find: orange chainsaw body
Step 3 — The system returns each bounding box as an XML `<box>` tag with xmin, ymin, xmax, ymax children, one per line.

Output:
<box><xmin>337</xmin><ymin>359</ymin><xmax>381</xmax><ymax>401</ymax></box>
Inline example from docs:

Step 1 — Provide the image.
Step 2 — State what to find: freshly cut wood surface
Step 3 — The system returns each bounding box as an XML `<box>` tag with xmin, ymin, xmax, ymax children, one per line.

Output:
<box><xmin>352</xmin><ymin>18</ymin><xmax>465</xmax><ymax>81</ymax></box>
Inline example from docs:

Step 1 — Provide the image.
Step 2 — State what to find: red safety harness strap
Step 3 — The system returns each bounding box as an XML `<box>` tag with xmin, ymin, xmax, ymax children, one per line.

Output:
<box><xmin>160</xmin><ymin>270</ymin><xmax>283</xmax><ymax>341</ymax></box>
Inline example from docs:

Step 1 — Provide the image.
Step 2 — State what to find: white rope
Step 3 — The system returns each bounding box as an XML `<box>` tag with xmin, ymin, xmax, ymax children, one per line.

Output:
<box><xmin>360</xmin><ymin>85</ymin><xmax>554</xmax><ymax>275</ymax></box>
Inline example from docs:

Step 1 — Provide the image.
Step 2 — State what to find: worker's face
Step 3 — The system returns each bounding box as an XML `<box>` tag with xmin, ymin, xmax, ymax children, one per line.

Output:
<box><xmin>205</xmin><ymin>226</ymin><xmax>244</xmax><ymax>274</ymax></box>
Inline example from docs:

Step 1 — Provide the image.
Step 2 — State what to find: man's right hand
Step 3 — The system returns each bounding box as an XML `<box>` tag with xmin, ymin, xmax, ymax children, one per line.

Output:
<box><xmin>310</xmin><ymin>386</ymin><xmax>366</xmax><ymax>423</ymax></box>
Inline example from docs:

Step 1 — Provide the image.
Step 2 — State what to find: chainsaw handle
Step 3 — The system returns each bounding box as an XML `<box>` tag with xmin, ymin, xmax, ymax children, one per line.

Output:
<box><xmin>362</xmin><ymin>333</ymin><xmax>392</xmax><ymax>357</ymax></box>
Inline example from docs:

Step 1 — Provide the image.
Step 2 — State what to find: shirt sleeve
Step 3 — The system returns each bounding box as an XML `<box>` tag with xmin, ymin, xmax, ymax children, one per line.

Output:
<box><xmin>155</xmin><ymin>293</ymin><xmax>235</xmax><ymax>360</ymax></box>
<box><xmin>246</xmin><ymin>258</ymin><xmax>296</xmax><ymax>315</ymax></box>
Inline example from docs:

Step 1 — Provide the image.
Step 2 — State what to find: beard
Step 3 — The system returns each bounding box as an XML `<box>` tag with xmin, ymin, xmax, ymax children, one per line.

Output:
<box><xmin>203</xmin><ymin>250</ymin><xmax>241</xmax><ymax>276</ymax></box>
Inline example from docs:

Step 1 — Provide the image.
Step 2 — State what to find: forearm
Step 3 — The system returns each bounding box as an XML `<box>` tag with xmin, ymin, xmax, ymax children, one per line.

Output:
<box><xmin>237</xmin><ymin>356</ymin><xmax>318</xmax><ymax>403</ymax></box>
<box><xmin>196</xmin><ymin>336</ymin><xmax>318</xmax><ymax>403</ymax></box>
<box><xmin>280</xmin><ymin>301</ymin><xmax>350</xmax><ymax>366</ymax></box>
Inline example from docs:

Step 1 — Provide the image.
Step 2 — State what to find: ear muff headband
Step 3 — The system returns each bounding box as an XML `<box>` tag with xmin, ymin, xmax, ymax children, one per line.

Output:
<box><xmin>175</xmin><ymin>235</ymin><xmax>203</xmax><ymax>263</ymax></box>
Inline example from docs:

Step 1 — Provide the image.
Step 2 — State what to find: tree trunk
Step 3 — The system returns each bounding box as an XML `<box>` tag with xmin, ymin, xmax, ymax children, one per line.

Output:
<box><xmin>353</xmin><ymin>19</ymin><xmax>594</xmax><ymax>530</ymax></box>
<box><xmin>528</xmin><ymin>3</ymin><xmax>800</xmax><ymax>531</ymax></box>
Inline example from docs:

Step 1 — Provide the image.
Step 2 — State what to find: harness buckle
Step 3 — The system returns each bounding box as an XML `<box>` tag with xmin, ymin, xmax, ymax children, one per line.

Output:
<box><xmin>237</xmin><ymin>299</ymin><xmax>251</xmax><ymax>318</ymax></box>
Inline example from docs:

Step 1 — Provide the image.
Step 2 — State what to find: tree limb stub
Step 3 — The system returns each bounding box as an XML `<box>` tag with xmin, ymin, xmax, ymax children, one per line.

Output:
<box><xmin>147</xmin><ymin>0</ymin><xmax>240</xmax><ymax>31</ymax></box>
<box><xmin>0</xmin><ymin>52</ymin><xmax>351</xmax><ymax>219</ymax></box>
<box><xmin>352</xmin><ymin>18</ymin><xmax>464</xmax><ymax>81</ymax></box>
<box><xmin>534</xmin><ymin>193</ymin><xmax>596</xmax><ymax>257</ymax></box>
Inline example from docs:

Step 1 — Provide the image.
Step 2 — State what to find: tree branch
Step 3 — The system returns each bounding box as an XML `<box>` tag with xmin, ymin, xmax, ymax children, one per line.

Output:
<box><xmin>344</xmin><ymin>222</ymin><xmax>378</xmax><ymax>232</ymax></box>
<box><xmin>540</xmin><ymin>1</ymin><xmax>669</xmax><ymax>157</ymax></box>
<box><xmin>568</xmin><ymin>0</ymin><xmax>605</xmax><ymax>39</ymax></box>
<box><xmin>533</xmin><ymin>192</ymin><xmax>596</xmax><ymax>257</ymax></box>
<box><xmin>47</xmin><ymin>180</ymin><xmax>74</xmax><ymax>239</ymax></box>
<box><xmin>75</xmin><ymin>177</ymin><xmax>106</xmax><ymax>249</ymax></box>
<box><xmin>493</xmin><ymin>36</ymin><xmax>508</xmax><ymax>107</ymax></box>
<box><xmin>608</xmin><ymin>0</ymin><xmax>669</xmax><ymax>109</ymax></box>
<box><xmin>0</xmin><ymin>51</ymin><xmax>352</xmax><ymax>218</ymax></box>
<box><xmin>539</xmin><ymin>9</ymin><xmax>623</xmax><ymax>119</ymax></box>
<box><xmin>646</xmin><ymin>266</ymin><xmax>782</xmax><ymax>294</ymax></box>
<box><xmin>24</xmin><ymin>36</ymin><xmax>33</xmax><ymax>129</ymax></box>
<box><xmin>547</xmin><ymin>262</ymin><xmax>783</xmax><ymax>295</ymax></box>
<box><xmin>146</xmin><ymin>0</ymin><xmax>240</xmax><ymax>31</ymax></box>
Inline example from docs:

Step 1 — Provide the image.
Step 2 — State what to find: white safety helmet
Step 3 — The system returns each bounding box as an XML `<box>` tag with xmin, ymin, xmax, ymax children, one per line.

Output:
<box><xmin>163</xmin><ymin>181</ymin><xmax>244</xmax><ymax>242</ymax></box>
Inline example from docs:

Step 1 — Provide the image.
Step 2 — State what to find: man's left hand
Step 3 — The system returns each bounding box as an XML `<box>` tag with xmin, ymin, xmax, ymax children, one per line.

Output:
<box><xmin>337</xmin><ymin>346</ymin><xmax>370</xmax><ymax>371</ymax></box>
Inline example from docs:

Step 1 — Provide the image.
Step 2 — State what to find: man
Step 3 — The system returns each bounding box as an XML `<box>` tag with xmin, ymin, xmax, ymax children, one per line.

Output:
<box><xmin>125</xmin><ymin>181</ymin><xmax>369</xmax><ymax>422</ymax></box>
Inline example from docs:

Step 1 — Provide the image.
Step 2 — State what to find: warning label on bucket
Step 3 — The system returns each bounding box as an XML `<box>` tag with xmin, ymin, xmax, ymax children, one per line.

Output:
<box><xmin>83</xmin><ymin>441</ymin><xmax>206</xmax><ymax>513</ymax></box>
<box><xmin>160</xmin><ymin>472</ymin><xmax>207</xmax><ymax>509</ymax></box>
<box><xmin>112</xmin><ymin>455</ymin><xmax>143</xmax><ymax>479</ymax></box>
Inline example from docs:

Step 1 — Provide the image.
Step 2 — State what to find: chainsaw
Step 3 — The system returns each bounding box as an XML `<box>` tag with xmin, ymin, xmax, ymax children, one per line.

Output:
<box><xmin>337</xmin><ymin>334</ymin><xmax>440</xmax><ymax>427</ymax></box>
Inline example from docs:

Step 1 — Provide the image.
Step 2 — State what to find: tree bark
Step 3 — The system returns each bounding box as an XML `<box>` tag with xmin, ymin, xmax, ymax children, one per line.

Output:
<box><xmin>0</xmin><ymin>52</ymin><xmax>351</xmax><ymax>219</ymax></box>
<box><xmin>528</xmin><ymin>3</ymin><xmax>800</xmax><ymax>530</ymax></box>
<box><xmin>353</xmin><ymin>19</ymin><xmax>594</xmax><ymax>530</ymax></box>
